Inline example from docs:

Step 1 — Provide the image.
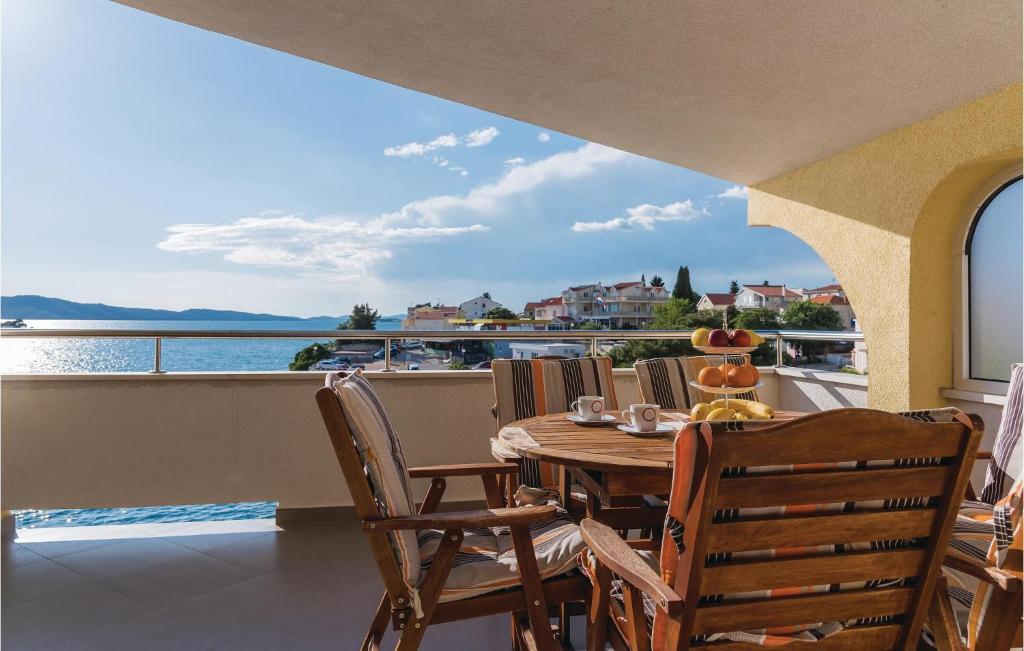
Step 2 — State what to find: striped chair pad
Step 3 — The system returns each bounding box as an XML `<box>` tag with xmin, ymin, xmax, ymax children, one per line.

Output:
<box><xmin>981</xmin><ymin>363</ymin><xmax>1022</xmax><ymax>505</ymax></box>
<box><xmin>418</xmin><ymin>502</ymin><xmax>585</xmax><ymax>603</ymax></box>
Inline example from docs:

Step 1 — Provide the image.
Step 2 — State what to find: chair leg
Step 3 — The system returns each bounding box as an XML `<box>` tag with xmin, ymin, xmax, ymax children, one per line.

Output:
<box><xmin>587</xmin><ymin>561</ymin><xmax>611</xmax><ymax>651</ymax></box>
<box><xmin>971</xmin><ymin>578</ymin><xmax>1023</xmax><ymax>650</ymax></box>
<box><xmin>926</xmin><ymin>576</ymin><xmax>964</xmax><ymax>651</ymax></box>
<box><xmin>395</xmin><ymin>529</ymin><xmax>463</xmax><ymax>651</ymax></box>
<box><xmin>510</xmin><ymin>524</ymin><xmax>558</xmax><ymax>651</ymax></box>
<box><xmin>361</xmin><ymin>592</ymin><xmax>391</xmax><ymax>651</ymax></box>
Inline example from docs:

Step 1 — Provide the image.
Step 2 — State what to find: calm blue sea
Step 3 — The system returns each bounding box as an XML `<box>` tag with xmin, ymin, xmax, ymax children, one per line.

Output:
<box><xmin>4</xmin><ymin>318</ymin><xmax>401</xmax><ymax>529</ymax></box>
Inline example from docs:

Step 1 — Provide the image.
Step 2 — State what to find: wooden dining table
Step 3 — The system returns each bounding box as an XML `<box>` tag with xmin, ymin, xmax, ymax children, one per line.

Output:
<box><xmin>497</xmin><ymin>410</ymin><xmax>806</xmax><ymax>530</ymax></box>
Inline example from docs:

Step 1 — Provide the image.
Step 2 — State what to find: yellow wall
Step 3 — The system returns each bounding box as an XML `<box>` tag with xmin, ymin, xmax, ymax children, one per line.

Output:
<box><xmin>749</xmin><ymin>83</ymin><xmax>1022</xmax><ymax>410</ymax></box>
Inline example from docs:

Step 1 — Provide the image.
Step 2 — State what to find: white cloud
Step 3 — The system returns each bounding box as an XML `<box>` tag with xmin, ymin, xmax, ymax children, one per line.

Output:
<box><xmin>504</xmin><ymin>157</ymin><xmax>526</xmax><ymax>166</ymax></box>
<box><xmin>384</xmin><ymin>133</ymin><xmax>458</xmax><ymax>158</ymax></box>
<box><xmin>537</xmin><ymin>132</ymin><xmax>551</xmax><ymax>142</ymax></box>
<box><xmin>717</xmin><ymin>185</ymin><xmax>749</xmax><ymax>200</ymax></box>
<box><xmin>158</xmin><ymin>214</ymin><xmax>488</xmax><ymax>278</ymax></box>
<box><xmin>572</xmin><ymin>200</ymin><xmax>708</xmax><ymax>232</ymax></box>
<box><xmin>463</xmin><ymin>127</ymin><xmax>499</xmax><ymax>148</ymax></box>
<box><xmin>449</xmin><ymin>166</ymin><xmax>469</xmax><ymax>177</ymax></box>
<box><xmin>383</xmin><ymin>142</ymin><xmax>635</xmax><ymax>226</ymax></box>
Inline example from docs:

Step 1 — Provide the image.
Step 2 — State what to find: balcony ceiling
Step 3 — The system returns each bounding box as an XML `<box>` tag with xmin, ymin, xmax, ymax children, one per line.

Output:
<box><xmin>116</xmin><ymin>1</ymin><xmax>1022</xmax><ymax>184</ymax></box>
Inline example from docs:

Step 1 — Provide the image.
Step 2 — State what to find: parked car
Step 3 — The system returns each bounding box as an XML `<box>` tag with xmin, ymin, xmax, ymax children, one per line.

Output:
<box><xmin>408</xmin><ymin>364</ymin><xmax>420</xmax><ymax>370</ymax></box>
<box><xmin>349</xmin><ymin>364</ymin><xmax>366</xmax><ymax>370</ymax></box>
<box><xmin>472</xmin><ymin>360</ymin><xmax>492</xmax><ymax>369</ymax></box>
<box><xmin>314</xmin><ymin>359</ymin><xmax>349</xmax><ymax>370</ymax></box>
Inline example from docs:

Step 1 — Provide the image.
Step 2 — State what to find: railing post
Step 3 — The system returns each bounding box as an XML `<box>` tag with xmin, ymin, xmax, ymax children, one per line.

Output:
<box><xmin>383</xmin><ymin>337</ymin><xmax>394</xmax><ymax>372</ymax></box>
<box><xmin>591</xmin><ymin>337</ymin><xmax>599</xmax><ymax>357</ymax></box>
<box><xmin>149</xmin><ymin>337</ymin><xmax>166</xmax><ymax>374</ymax></box>
<box><xmin>775</xmin><ymin>333</ymin><xmax>784</xmax><ymax>367</ymax></box>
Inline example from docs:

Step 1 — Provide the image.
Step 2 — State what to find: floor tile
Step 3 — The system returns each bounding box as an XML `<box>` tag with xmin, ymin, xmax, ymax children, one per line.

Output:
<box><xmin>1</xmin><ymin>557</ymin><xmax>92</xmax><ymax>606</ymax></box>
<box><xmin>2</xmin><ymin>583</ymin><xmax>148</xmax><ymax>650</ymax></box>
<box><xmin>17</xmin><ymin>537</ymin><xmax>125</xmax><ymax>560</ymax></box>
<box><xmin>53</xmin><ymin>538</ymin><xmax>199</xmax><ymax>581</ymax></box>
<box><xmin>2</xmin><ymin>542</ymin><xmax>47</xmax><ymax>569</ymax></box>
<box><xmin>102</xmin><ymin>553</ymin><xmax>258</xmax><ymax>608</ymax></box>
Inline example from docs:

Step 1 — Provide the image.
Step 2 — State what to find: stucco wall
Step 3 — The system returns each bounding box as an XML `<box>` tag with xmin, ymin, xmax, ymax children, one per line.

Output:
<box><xmin>749</xmin><ymin>83</ymin><xmax>1023</xmax><ymax>410</ymax></box>
<box><xmin>0</xmin><ymin>369</ymin><xmax>811</xmax><ymax>512</ymax></box>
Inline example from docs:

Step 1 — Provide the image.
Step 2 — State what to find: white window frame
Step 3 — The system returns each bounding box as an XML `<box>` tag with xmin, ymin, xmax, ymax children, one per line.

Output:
<box><xmin>953</xmin><ymin>167</ymin><xmax>1023</xmax><ymax>395</ymax></box>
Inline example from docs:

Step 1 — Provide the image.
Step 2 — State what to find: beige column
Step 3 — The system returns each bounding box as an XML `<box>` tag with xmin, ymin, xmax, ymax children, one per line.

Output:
<box><xmin>748</xmin><ymin>84</ymin><xmax>1022</xmax><ymax>410</ymax></box>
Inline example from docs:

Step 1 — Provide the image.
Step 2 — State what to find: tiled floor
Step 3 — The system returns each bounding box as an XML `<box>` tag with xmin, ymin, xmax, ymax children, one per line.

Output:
<box><xmin>3</xmin><ymin>519</ymin><xmax>552</xmax><ymax>650</ymax></box>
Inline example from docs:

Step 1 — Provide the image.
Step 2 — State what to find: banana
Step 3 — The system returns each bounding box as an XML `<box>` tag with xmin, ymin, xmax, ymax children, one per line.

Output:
<box><xmin>733</xmin><ymin>412</ymin><xmax>752</xmax><ymax>420</ymax></box>
<box><xmin>744</xmin><ymin>329</ymin><xmax>766</xmax><ymax>345</ymax></box>
<box><xmin>706</xmin><ymin>407</ymin><xmax>735</xmax><ymax>421</ymax></box>
<box><xmin>724</xmin><ymin>398</ymin><xmax>775</xmax><ymax>419</ymax></box>
<box><xmin>690</xmin><ymin>402</ymin><xmax>712</xmax><ymax>421</ymax></box>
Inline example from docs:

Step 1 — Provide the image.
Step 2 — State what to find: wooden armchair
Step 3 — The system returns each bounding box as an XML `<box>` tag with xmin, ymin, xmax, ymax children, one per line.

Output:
<box><xmin>316</xmin><ymin>371</ymin><xmax>589</xmax><ymax>650</ymax></box>
<box><xmin>580</xmin><ymin>409</ymin><xmax>982</xmax><ymax>650</ymax></box>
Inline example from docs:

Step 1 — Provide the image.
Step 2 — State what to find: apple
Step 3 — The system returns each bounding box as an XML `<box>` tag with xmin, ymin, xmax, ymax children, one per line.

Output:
<box><xmin>729</xmin><ymin>329</ymin><xmax>751</xmax><ymax>347</ymax></box>
<box><xmin>708</xmin><ymin>328</ymin><xmax>729</xmax><ymax>347</ymax></box>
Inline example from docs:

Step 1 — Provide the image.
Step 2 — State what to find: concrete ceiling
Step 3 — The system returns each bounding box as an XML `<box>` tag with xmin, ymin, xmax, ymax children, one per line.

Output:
<box><xmin>116</xmin><ymin>1</ymin><xmax>1022</xmax><ymax>185</ymax></box>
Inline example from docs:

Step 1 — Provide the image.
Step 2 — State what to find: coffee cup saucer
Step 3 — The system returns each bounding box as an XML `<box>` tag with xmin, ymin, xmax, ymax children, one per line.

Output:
<box><xmin>616</xmin><ymin>422</ymin><xmax>678</xmax><ymax>437</ymax></box>
<box><xmin>567</xmin><ymin>414</ymin><xmax>616</xmax><ymax>426</ymax></box>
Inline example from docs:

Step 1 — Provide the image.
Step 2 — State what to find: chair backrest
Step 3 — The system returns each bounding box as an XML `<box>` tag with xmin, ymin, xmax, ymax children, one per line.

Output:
<box><xmin>681</xmin><ymin>354</ymin><xmax>759</xmax><ymax>405</ymax></box>
<box><xmin>315</xmin><ymin>371</ymin><xmax>421</xmax><ymax>603</ymax></box>
<box><xmin>655</xmin><ymin>408</ymin><xmax>982</xmax><ymax>650</ymax></box>
<box><xmin>492</xmin><ymin>357</ymin><xmax>618</xmax><ymax>487</ymax></box>
<box><xmin>982</xmin><ymin>363</ymin><xmax>1023</xmax><ymax>504</ymax></box>
<box><xmin>634</xmin><ymin>357</ymin><xmax>692</xmax><ymax>410</ymax></box>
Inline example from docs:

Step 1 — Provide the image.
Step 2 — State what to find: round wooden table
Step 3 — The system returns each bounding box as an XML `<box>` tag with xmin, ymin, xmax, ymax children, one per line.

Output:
<box><xmin>497</xmin><ymin>410</ymin><xmax>806</xmax><ymax>528</ymax></box>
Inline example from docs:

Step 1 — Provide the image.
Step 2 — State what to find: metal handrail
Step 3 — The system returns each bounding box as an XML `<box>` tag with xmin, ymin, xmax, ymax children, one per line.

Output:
<box><xmin>2</xmin><ymin>328</ymin><xmax>863</xmax><ymax>373</ymax></box>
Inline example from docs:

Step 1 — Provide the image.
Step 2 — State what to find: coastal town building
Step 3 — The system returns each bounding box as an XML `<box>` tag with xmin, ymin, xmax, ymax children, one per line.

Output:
<box><xmin>559</xmin><ymin>281</ymin><xmax>670</xmax><ymax>328</ymax></box>
<box><xmin>458</xmin><ymin>295</ymin><xmax>502</xmax><ymax>319</ymax></box>
<box><xmin>509</xmin><ymin>342</ymin><xmax>586</xmax><ymax>359</ymax></box>
<box><xmin>401</xmin><ymin>305</ymin><xmax>459</xmax><ymax>330</ymax></box>
<box><xmin>735</xmin><ymin>282</ymin><xmax>802</xmax><ymax>313</ymax></box>
<box><xmin>809</xmin><ymin>293</ymin><xmax>857</xmax><ymax>330</ymax></box>
<box><xmin>696</xmin><ymin>292</ymin><xmax>735</xmax><ymax>313</ymax></box>
<box><xmin>523</xmin><ymin>297</ymin><xmax>568</xmax><ymax>320</ymax></box>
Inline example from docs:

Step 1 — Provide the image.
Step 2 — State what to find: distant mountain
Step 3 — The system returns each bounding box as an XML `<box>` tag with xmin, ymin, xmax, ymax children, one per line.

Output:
<box><xmin>0</xmin><ymin>295</ymin><xmax>325</xmax><ymax>321</ymax></box>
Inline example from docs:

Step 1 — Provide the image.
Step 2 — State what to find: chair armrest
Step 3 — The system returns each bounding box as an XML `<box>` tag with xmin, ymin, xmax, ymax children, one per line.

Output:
<box><xmin>945</xmin><ymin>554</ymin><xmax>1023</xmax><ymax>592</ymax></box>
<box><xmin>408</xmin><ymin>463</ymin><xmax>517</xmax><ymax>478</ymax></box>
<box><xmin>976</xmin><ymin>450</ymin><xmax>992</xmax><ymax>460</ymax></box>
<box><xmin>580</xmin><ymin>519</ymin><xmax>683</xmax><ymax>615</ymax></box>
<box><xmin>364</xmin><ymin>505</ymin><xmax>557</xmax><ymax>532</ymax></box>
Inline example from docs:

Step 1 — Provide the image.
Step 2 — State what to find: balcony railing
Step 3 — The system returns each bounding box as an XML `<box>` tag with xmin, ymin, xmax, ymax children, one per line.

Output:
<box><xmin>2</xmin><ymin>328</ymin><xmax>863</xmax><ymax>373</ymax></box>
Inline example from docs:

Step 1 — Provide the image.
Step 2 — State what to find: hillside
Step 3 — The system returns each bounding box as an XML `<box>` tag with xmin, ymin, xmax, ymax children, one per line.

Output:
<box><xmin>1</xmin><ymin>295</ymin><xmax>309</xmax><ymax>321</ymax></box>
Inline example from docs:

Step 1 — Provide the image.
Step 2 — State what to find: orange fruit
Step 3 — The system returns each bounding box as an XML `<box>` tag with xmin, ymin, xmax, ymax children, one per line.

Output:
<box><xmin>727</xmin><ymin>365</ymin><xmax>755</xmax><ymax>388</ymax></box>
<box><xmin>744</xmin><ymin>363</ymin><xmax>760</xmax><ymax>384</ymax></box>
<box><xmin>697</xmin><ymin>366</ymin><xmax>724</xmax><ymax>387</ymax></box>
<box><xmin>718</xmin><ymin>363</ymin><xmax>738</xmax><ymax>378</ymax></box>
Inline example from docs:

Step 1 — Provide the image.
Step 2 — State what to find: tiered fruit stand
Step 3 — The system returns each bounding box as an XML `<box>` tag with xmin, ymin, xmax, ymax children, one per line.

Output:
<box><xmin>688</xmin><ymin>344</ymin><xmax>763</xmax><ymax>409</ymax></box>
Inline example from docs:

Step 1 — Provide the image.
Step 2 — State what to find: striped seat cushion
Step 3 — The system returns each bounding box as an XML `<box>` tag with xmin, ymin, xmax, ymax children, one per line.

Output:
<box><xmin>419</xmin><ymin>501</ymin><xmax>585</xmax><ymax>603</ymax></box>
<box><xmin>492</xmin><ymin>357</ymin><xmax>618</xmax><ymax>488</ymax></box>
<box><xmin>327</xmin><ymin>371</ymin><xmax>421</xmax><ymax>589</ymax></box>
<box><xmin>634</xmin><ymin>357</ymin><xmax>691</xmax><ymax>410</ymax></box>
<box><xmin>651</xmin><ymin>408</ymin><xmax>973</xmax><ymax>647</ymax></box>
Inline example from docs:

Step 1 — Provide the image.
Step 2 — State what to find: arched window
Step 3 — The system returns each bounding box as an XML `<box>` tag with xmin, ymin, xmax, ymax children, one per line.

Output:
<box><xmin>965</xmin><ymin>176</ymin><xmax>1022</xmax><ymax>383</ymax></box>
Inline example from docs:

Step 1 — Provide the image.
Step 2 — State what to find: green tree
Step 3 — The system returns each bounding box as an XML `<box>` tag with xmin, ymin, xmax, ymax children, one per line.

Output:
<box><xmin>733</xmin><ymin>308</ymin><xmax>781</xmax><ymax>330</ymax></box>
<box><xmin>729</xmin><ymin>279</ymin><xmax>741</xmax><ymax>295</ymax></box>
<box><xmin>680</xmin><ymin>309</ymin><xmax>726</xmax><ymax>329</ymax></box>
<box><xmin>448</xmin><ymin>360</ymin><xmax>469</xmax><ymax>370</ymax></box>
<box><xmin>342</xmin><ymin>303</ymin><xmax>380</xmax><ymax>330</ymax></box>
<box><xmin>484</xmin><ymin>307</ymin><xmax>518</xmax><ymax>320</ymax></box>
<box><xmin>649</xmin><ymin>297</ymin><xmax>695</xmax><ymax>328</ymax></box>
<box><xmin>782</xmin><ymin>301</ymin><xmax>844</xmax><ymax>360</ymax></box>
<box><xmin>576</xmin><ymin>320</ymin><xmax>605</xmax><ymax>330</ymax></box>
<box><xmin>289</xmin><ymin>342</ymin><xmax>334</xmax><ymax>371</ymax></box>
<box><xmin>650</xmin><ymin>275</ymin><xmax>665</xmax><ymax>287</ymax></box>
<box><xmin>671</xmin><ymin>266</ymin><xmax>700</xmax><ymax>303</ymax></box>
<box><xmin>641</xmin><ymin>273</ymin><xmax>646</xmax><ymax>286</ymax></box>
<box><xmin>482</xmin><ymin>291</ymin><xmax>492</xmax><ymax>299</ymax></box>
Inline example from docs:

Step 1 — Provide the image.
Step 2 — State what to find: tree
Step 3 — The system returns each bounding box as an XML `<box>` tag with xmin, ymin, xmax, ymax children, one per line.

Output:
<box><xmin>576</xmin><ymin>320</ymin><xmax>605</xmax><ymax>330</ymax></box>
<box><xmin>733</xmin><ymin>308</ymin><xmax>781</xmax><ymax>330</ymax></box>
<box><xmin>289</xmin><ymin>342</ymin><xmax>334</xmax><ymax>371</ymax></box>
<box><xmin>650</xmin><ymin>275</ymin><xmax>665</xmax><ymax>287</ymax></box>
<box><xmin>482</xmin><ymin>291</ymin><xmax>492</xmax><ymax>300</ymax></box>
<box><xmin>641</xmin><ymin>273</ymin><xmax>646</xmax><ymax>286</ymax></box>
<box><xmin>782</xmin><ymin>301</ymin><xmax>845</xmax><ymax>360</ymax></box>
<box><xmin>342</xmin><ymin>303</ymin><xmax>380</xmax><ymax>330</ymax></box>
<box><xmin>729</xmin><ymin>280</ymin><xmax>741</xmax><ymax>295</ymax></box>
<box><xmin>671</xmin><ymin>266</ymin><xmax>700</xmax><ymax>303</ymax></box>
<box><xmin>484</xmin><ymin>307</ymin><xmax>518</xmax><ymax>320</ymax></box>
<box><xmin>649</xmin><ymin>298</ymin><xmax>695</xmax><ymax>329</ymax></box>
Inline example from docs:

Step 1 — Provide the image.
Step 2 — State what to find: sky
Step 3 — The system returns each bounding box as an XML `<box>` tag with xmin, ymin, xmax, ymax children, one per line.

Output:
<box><xmin>1</xmin><ymin>0</ymin><xmax>837</xmax><ymax>318</ymax></box>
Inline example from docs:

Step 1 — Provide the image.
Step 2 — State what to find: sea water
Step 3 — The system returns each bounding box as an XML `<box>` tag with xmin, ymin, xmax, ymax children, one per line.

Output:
<box><xmin>3</xmin><ymin>318</ymin><xmax>402</xmax><ymax>528</ymax></box>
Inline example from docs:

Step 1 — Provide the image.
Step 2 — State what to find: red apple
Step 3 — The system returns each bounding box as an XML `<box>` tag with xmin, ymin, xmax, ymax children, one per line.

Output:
<box><xmin>708</xmin><ymin>328</ymin><xmax>729</xmax><ymax>347</ymax></box>
<box><xmin>729</xmin><ymin>329</ymin><xmax>751</xmax><ymax>347</ymax></box>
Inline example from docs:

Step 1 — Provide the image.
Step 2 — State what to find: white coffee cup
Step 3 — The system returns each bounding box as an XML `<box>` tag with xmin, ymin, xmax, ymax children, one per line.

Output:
<box><xmin>621</xmin><ymin>404</ymin><xmax>660</xmax><ymax>432</ymax></box>
<box><xmin>570</xmin><ymin>396</ymin><xmax>606</xmax><ymax>421</ymax></box>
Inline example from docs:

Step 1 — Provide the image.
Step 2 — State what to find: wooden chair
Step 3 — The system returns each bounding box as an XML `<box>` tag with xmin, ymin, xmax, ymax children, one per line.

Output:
<box><xmin>926</xmin><ymin>364</ymin><xmax>1024</xmax><ymax>649</ymax></box>
<box><xmin>580</xmin><ymin>408</ymin><xmax>982</xmax><ymax>650</ymax></box>
<box><xmin>316</xmin><ymin>371</ymin><xmax>589</xmax><ymax>650</ymax></box>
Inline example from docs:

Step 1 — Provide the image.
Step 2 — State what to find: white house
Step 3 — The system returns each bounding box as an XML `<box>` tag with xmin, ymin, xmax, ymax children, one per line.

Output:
<box><xmin>696</xmin><ymin>292</ymin><xmax>735</xmax><ymax>313</ymax></box>
<box><xmin>735</xmin><ymin>282</ymin><xmax>802</xmax><ymax>312</ymax></box>
<box><xmin>808</xmin><ymin>293</ymin><xmax>857</xmax><ymax>330</ymax></box>
<box><xmin>459</xmin><ymin>295</ymin><xmax>502</xmax><ymax>319</ymax></box>
<box><xmin>509</xmin><ymin>342</ymin><xmax>586</xmax><ymax>359</ymax></box>
<box><xmin>523</xmin><ymin>297</ymin><xmax>568</xmax><ymax>320</ymax></box>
